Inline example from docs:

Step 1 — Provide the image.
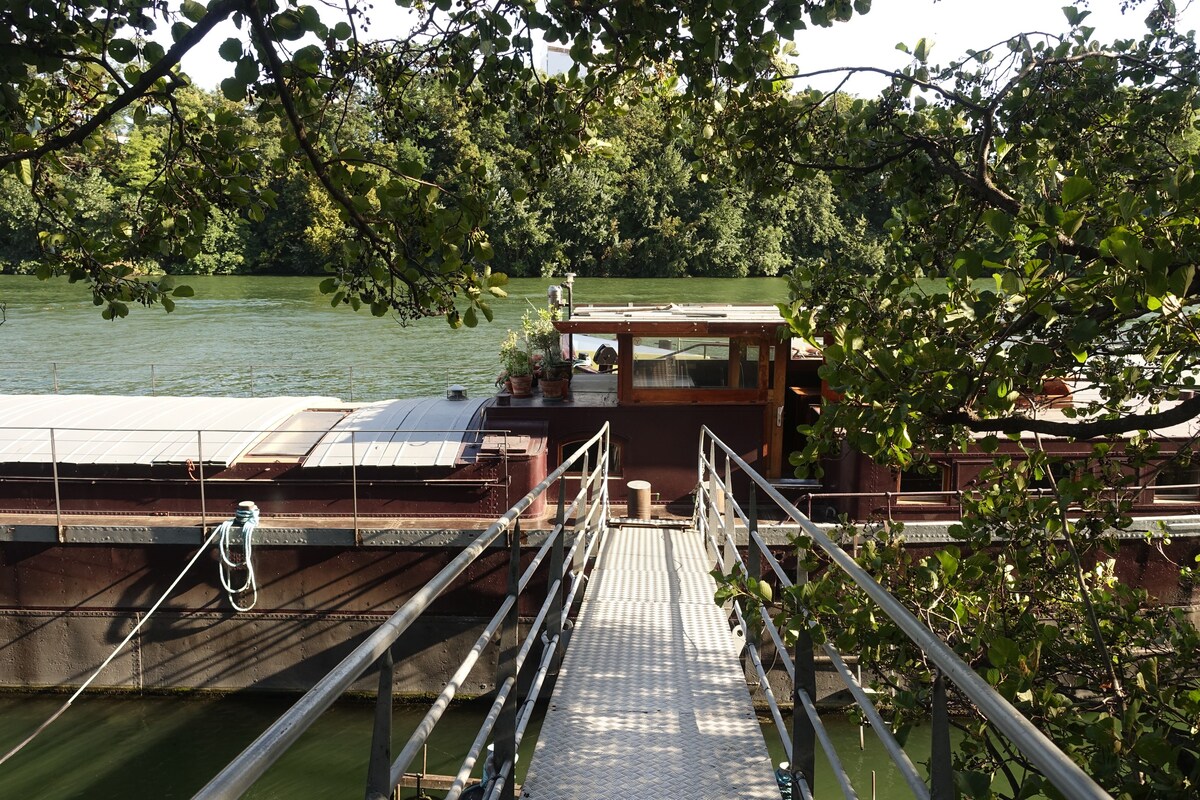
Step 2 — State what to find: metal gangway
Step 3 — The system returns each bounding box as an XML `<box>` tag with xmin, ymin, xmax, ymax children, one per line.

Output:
<box><xmin>192</xmin><ymin>422</ymin><xmax>1114</xmax><ymax>800</ymax></box>
<box><xmin>695</xmin><ymin>426</ymin><xmax>1110</xmax><ymax>800</ymax></box>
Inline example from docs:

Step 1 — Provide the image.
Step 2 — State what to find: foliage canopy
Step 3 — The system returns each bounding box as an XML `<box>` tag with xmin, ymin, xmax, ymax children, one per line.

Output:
<box><xmin>0</xmin><ymin>0</ymin><xmax>866</xmax><ymax>321</ymax></box>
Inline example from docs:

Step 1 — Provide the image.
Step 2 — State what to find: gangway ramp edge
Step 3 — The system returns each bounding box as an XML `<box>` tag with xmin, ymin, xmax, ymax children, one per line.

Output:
<box><xmin>521</xmin><ymin>524</ymin><xmax>780</xmax><ymax>799</ymax></box>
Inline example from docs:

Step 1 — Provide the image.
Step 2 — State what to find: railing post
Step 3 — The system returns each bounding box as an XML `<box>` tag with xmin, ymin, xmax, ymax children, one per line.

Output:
<box><xmin>722</xmin><ymin>454</ymin><xmax>736</xmax><ymax>568</ymax></box>
<box><xmin>495</xmin><ymin>519</ymin><xmax>520</xmax><ymax>800</ymax></box>
<box><xmin>707</xmin><ymin>441</ymin><xmax>720</xmax><ymax>563</ymax></box>
<box><xmin>364</xmin><ymin>646</ymin><xmax>394</xmax><ymax>800</ymax></box>
<box><xmin>49</xmin><ymin>428</ymin><xmax>63</xmax><ymax>542</ymax></box>
<box><xmin>931</xmin><ymin>670</ymin><xmax>954</xmax><ymax>800</ymax></box>
<box><xmin>52</xmin><ymin>362</ymin><xmax>59</xmax><ymax>393</ymax></box>
<box><xmin>548</xmin><ymin>510</ymin><xmax>565</xmax><ymax>674</ymax></box>
<box><xmin>349</xmin><ymin>365</ymin><xmax>355</xmax><ymax>402</ymax></box>
<box><xmin>579</xmin><ymin>452</ymin><xmax>590</xmax><ymax>524</ymax></box>
<box><xmin>196</xmin><ymin>431</ymin><xmax>207</xmax><ymax>534</ymax></box>
<box><xmin>600</xmin><ymin>426</ymin><xmax>610</xmax><ymax>526</ymax></box>
<box><xmin>792</xmin><ymin>544</ymin><xmax>816</xmax><ymax>795</ymax></box>
<box><xmin>746</xmin><ymin>489</ymin><xmax>760</xmax><ymax>648</ymax></box>
<box><xmin>550</xmin><ymin>474</ymin><xmax>567</xmax><ymax>643</ymax></box>
<box><xmin>696</xmin><ymin>429</ymin><xmax>707</xmax><ymax>533</ymax></box>
<box><xmin>352</xmin><ymin>431</ymin><xmax>360</xmax><ymax>545</ymax></box>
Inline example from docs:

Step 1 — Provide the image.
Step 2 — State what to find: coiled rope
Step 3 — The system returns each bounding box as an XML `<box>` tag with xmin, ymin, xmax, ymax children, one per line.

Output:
<box><xmin>0</xmin><ymin>503</ymin><xmax>260</xmax><ymax>767</ymax></box>
<box><xmin>217</xmin><ymin>501</ymin><xmax>260</xmax><ymax>612</ymax></box>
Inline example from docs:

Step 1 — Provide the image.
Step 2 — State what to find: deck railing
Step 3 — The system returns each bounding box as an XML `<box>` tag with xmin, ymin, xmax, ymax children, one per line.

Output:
<box><xmin>789</xmin><ymin>485</ymin><xmax>1200</xmax><ymax>521</ymax></box>
<box><xmin>0</xmin><ymin>424</ymin><xmax>521</xmax><ymax>539</ymax></box>
<box><xmin>192</xmin><ymin>423</ymin><xmax>611</xmax><ymax>800</ymax></box>
<box><xmin>696</xmin><ymin>425</ymin><xmax>1111</xmax><ymax>800</ymax></box>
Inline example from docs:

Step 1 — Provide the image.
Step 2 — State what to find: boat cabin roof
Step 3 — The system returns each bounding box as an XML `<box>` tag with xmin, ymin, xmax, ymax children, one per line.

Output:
<box><xmin>556</xmin><ymin>303</ymin><xmax>793</xmax><ymax>337</ymax></box>
<box><xmin>0</xmin><ymin>394</ymin><xmax>491</xmax><ymax>468</ymax></box>
<box><xmin>0</xmin><ymin>395</ymin><xmax>343</xmax><ymax>466</ymax></box>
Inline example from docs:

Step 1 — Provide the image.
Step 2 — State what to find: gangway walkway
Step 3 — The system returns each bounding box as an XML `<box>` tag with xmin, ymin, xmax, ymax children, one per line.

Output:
<box><xmin>521</xmin><ymin>524</ymin><xmax>780</xmax><ymax>799</ymax></box>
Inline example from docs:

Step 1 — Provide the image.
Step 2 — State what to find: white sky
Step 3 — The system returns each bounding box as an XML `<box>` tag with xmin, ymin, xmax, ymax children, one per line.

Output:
<box><xmin>786</xmin><ymin>0</ymin><xmax>1199</xmax><ymax>94</ymax></box>
<box><xmin>178</xmin><ymin>0</ymin><xmax>1198</xmax><ymax>94</ymax></box>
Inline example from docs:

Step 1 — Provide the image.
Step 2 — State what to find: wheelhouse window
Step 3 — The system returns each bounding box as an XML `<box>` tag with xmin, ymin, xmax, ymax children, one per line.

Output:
<box><xmin>896</xmin><ymin>465</ymin><xmax>949</xmax><ymax>504</ymax></box>
<box><xmin>1154</xmin><ymin>460</ymin><xmax>1200</xmax><ymax>502</ymax></box>
<box><xmin>558</xmin><ymin>438</ymin><xmax>622</xmax><ymax>477</ymax></box>
<box><xmin>631</xmin><ymin>337</ymin><xmax>760</xmax><ymax>389</ymax></box>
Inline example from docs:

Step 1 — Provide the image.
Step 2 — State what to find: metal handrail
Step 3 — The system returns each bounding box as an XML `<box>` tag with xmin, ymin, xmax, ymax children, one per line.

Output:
<box><xmin>794</xmin><ymin>483</ymin><xmax>1199</xmax><ymax>520</ymax></box>
<box><xmin>697</xmin><ymin>425</ymin><xmax>1112</xmax><ymax>800</ymax></box>
<box><xmin>0</xmin><ymin>425</ymin><xmax>518</xmax><ymax>536</ymax></box>
<box><xmin>193</xmin><ymin>423</ymin><xmax>610</xmax><ymax>799</ymax></box>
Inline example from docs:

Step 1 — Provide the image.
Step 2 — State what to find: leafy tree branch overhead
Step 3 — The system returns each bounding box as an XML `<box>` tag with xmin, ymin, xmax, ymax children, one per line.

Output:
<box><xmin>748</xmin><ymin>4</ymin><xmax>1200</xmax><ymax>456</ymax></box>
<box><xmin>0</xmin><ymin>0</ymin><xmax>866</xmax><ymax>322</ymax></box>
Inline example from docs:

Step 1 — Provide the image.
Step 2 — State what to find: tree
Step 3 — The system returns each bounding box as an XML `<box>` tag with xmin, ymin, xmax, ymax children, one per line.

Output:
<box><xmin>713</xmin><ymin>5</ymin><xmax>1200</xmax><ymax>797</ymax></box>
<box><xmin>0</xmin><ymin>0</ymin><xmax>867</xmax><ymax>321</ymax></box>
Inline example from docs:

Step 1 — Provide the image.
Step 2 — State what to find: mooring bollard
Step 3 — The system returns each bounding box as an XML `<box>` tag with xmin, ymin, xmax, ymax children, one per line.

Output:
<box><xmin>627</xmin><ymin>479</ymin><xmax>651</xmax><ymax>519</ymax></box>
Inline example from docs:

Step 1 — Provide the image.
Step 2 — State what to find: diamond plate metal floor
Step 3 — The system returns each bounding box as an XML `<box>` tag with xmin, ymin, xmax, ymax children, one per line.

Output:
<box><xmin>521</xmin><ymin>526</ymin><xmax>780</xmax><ymax>799</ymax></box>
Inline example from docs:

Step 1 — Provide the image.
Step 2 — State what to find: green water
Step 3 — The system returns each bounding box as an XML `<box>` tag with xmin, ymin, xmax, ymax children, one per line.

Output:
<box><xmin>0</xmin><ymin>693</ymin><xmax>544</xmax><ymax>799</ymax></box>
<box><xmin>0</xmin><ymin>691</ymin><xmax>927</xmax><ymax>799</ymax></box>
<box><xmin>0</xmin><ymin>275</ymin><xmax>789</xmax><ymax>400</ymax></box>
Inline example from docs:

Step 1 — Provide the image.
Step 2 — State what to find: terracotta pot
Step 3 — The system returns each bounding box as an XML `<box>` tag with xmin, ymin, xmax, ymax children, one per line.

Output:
<box><xmin>509</xmin><ymin>374</ymin><xmax>533</xmax><ymax>397</ymax></box>
<box><xmin>540</xmin><ymin>377</ymin><xmax>568</xmax><ymax>401</ymax></box>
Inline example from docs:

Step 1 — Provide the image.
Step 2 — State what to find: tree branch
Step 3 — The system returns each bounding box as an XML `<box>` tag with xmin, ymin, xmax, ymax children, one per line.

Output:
<box><xmin>938</xmin><ymin>393</ymin><xmax>1200</xmax><ymax>439</ymax></box>
<box><xmin>0</xmin><ymin>0</ymin><xmax>243</xmax><ymax>168</ymax></box>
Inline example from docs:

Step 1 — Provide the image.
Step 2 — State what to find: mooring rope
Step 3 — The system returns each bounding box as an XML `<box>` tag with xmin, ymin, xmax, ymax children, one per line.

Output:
<box><xmin>217</xmin><ymin>502</ymin><xmax>260</xmax><ymax>612</ymax></box>
<box><xmin>0</xmin><ymin>504</ymin><xmax>259</xmax><ymax>767</ymax></box>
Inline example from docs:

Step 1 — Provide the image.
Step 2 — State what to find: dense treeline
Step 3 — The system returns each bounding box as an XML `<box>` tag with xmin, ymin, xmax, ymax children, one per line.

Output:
<box><xmin>0</xmin><ymin>79</ymin><xmax>880</xmax><ymax>279</ymax></box>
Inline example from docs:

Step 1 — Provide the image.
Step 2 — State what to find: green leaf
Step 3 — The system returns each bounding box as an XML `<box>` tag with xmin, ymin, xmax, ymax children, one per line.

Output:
<box><xmin>180</xmin><ymin>0</ymin><xmax>206</xmax><ymax>23</ymax></box>
<box><xmin>234</xmin><ymin>57</ymin><xmax>259</xmax><ymax>84</ymax></box>
<box><xmin>218</xmin><ymin>38</ymin><xmax>242</xmax><ymax>62</ymax></box>
<box><xmin>108</xmin><ymin>39</ymin><xmax>137</xmax><ymax>63</ymax></box>
<box><xmin>220</xmin><ymin>78</ymin><xmax>246</xmax><ymax>102</ymax></box>
<box><xmin>988</xmin><ymin>636</ymin><xmax>1019</xmax><ymax>667</ymax></box>
<box><xmin>913</xmin><ymin>37</ymin><xmax>932</xmax><ymax>63</ymax></box>
<box><xmin>142</xmin><ymin>42</ymin><xmax>165</xmax><ymax>63</ymax></box>
<box><xmin>982</xmin><ymin>209</ymin><xmax>1012</xmax><ymax>238</ymax></box>
<box><xmin>1061</xmin><ymin>176</ymin><xmax>1094</xmax><ymax>206</ymax></box>
<box><xmin>935</xmin><ymin>548</ymin><xmax>959</xmax><ymax>578</ymax></box>
<box><xmin>271</xmin><ymin>10</ymin><xmax>306</xmax><ymax>40</ymax></box>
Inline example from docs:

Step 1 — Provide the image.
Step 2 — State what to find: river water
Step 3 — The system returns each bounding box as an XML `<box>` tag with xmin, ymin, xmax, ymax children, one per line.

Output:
<box><xmin>0</xmin><ymin>275</ymin><xmax>928</xmax><ymax>799</ymax></box>
<box><xmin>0</xmin><ymin>275</ymin><xmax>789</xmax><ymax>400</ymax></box>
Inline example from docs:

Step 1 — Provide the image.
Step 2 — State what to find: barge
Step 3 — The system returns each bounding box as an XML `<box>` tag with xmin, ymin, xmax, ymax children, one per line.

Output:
<box><xmin>0</xmin><ymin>295</ymin><xmax>1197</xmax><ymax>694</ymax></box>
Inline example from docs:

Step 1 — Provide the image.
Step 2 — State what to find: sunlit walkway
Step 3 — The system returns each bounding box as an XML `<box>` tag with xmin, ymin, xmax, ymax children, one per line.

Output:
<box><xmin>521</xmin><ymin>525</ymin><xmax>780</xmax><ymax>799</ymax></box>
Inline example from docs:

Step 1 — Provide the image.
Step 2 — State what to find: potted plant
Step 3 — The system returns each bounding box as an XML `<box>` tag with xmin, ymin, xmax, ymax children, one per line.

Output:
<box><xmin>523</xmin><ymin>308</ymin><xmax>570</xmax><ymax>400</ymax></box>
<box><xmin>499</xmin><ymin>330</ymin><xmax>533</xmax><ymax>397</ymax></box>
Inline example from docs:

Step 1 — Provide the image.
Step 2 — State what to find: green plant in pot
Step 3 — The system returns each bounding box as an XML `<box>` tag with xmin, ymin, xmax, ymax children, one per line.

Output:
<box><xmin>499</xmin><ymin>330</ymin><xmax>533</xmax><ymax>397</ymax></box>
<box><xmin>523</xmin><ymin>308</ymin><xmax>570</xmax><ymax>399</ymax></box>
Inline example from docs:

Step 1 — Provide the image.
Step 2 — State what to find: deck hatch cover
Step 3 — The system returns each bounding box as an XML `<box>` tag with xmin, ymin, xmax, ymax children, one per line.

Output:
<box><xmin>246</xmin><ymin>410</ymin><xmax>350</xmax><ymax>458</ymax></box>
<box><xmin>479</xmin><ymin>434</ymin><xmax>532</xmax><ymax>455</ymax></box>
<box><xmin>0</xmin><ymin>395</ymin><xmax>342</xmax><ymax>465</ymax></box>
<box><xmin>302</xmin><ymin>396</ymin><xmax>488</xmax><ymax>468</ymax></box>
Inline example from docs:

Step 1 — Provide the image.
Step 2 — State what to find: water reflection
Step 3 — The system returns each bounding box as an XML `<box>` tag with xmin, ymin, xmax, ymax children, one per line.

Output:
<box><xmin>0</xmin><ymin>694</ymin><xmax>543</xmax><ymax>799</ymax></box>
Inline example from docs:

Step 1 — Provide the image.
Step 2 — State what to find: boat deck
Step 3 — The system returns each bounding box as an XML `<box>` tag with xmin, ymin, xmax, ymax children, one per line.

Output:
<box><xmin>521</xmin><ymin>524</ymin><xmax>779</xmax><ymax>799</ymax></box>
